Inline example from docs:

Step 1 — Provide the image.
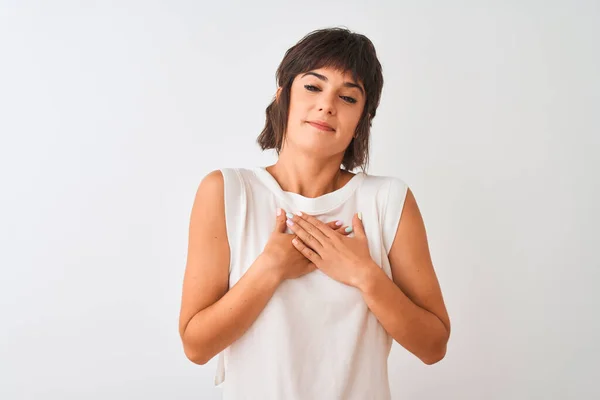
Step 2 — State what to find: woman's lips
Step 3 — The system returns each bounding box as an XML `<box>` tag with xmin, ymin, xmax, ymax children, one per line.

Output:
<box><xmin>307</xmin><ymin>121</ymin><xmax>335</xmax><ymax>131</ymax></box>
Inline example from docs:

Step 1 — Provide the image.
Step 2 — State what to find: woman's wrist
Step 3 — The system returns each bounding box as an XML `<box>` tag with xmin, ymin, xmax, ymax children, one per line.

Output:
<box><xmin>256</xmin><ymin>252</ymin><xmax>285</xmax><ymax>285</ymax></box>
<box><xmin>352</xmin><ymin>261</ymin><xmax>382</xmax><ymax>293</ymax></box>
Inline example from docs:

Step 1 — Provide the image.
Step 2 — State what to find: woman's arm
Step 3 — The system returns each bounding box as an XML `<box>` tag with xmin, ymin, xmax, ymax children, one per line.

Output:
<box><xmin>357</xmin><ymin>188</ymin><xmax>451</xmax><ymax>365</ymax></box>
<box><xmin>178</xmin><ymin>170</ymin><xmax>282</xmax><ymax>365</ymax></box>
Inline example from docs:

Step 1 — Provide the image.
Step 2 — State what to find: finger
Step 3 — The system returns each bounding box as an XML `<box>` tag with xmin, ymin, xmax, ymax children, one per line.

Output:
<box><xmin>353</xmin><ymin>212</ymin><xmax>365</xmax><ymax>238</ymax></box>
<box><xmin>286</xmin><ymin>217</ymin><xmax>323</xmax><ymax>251</ymax></box>
<box><xmin>287</xmin><ymin>212</ymin><xmax>328</xmax><ymax>244</ymax></box>
<box><xmin>274</xmin><ymin>208</ymin><xmax>287</xmax><ymax>233</ymax></box>
<box><xmin>337</xmin><ymin>225</ymin><xmax>353</xmax><ymax>235</ymax></box>
<box><xmin>324</xmin><ymin>220</ymin><xmax>350</xmax><ymax>235</ymax></box>
<box><xmin>291</xmin><ymin>212</ymin><xmax>331</xmax><ymax>241</ymax></box>
<box><xmin>325</xmin><ymin>220</ymin><xmax>342</xmax><ymax>230</ymax></box>
<box><xmin>324</xmin><ymin>220</ymin><xmax>351</xmax><ymax>236</ymax></box>
<box><xmin>292</xmin><ymin>237</ymin><xmax>321</xmax><ymax>266</ymax></box>
<box><xmin>296</xmin><ymin>212</ymin><xmax>333</xmax><ymax>238</ymax></box>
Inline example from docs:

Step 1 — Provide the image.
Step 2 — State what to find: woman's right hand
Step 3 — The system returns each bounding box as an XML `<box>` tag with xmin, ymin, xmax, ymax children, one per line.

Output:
<box><xmin>261</xmin><ymin>208</ymin><xmax>352</xmax><ymax>282</ymax></box>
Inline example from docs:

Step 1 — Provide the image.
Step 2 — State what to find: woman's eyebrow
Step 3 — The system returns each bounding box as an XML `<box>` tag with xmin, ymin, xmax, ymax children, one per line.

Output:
<box><xmin>301</xmin><ymin>71</ymin><xmax>365</xmax><ymax>96</ymax></box>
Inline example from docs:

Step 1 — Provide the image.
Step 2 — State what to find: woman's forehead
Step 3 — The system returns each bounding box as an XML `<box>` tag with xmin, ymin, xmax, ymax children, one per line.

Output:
<box><xmin>303</xmin><ymin>66</ymin><xmax>357</xmax><ymax>80</ymax></box>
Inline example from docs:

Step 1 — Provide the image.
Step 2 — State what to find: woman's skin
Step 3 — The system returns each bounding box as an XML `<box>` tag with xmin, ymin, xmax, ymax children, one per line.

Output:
<box><xmin>178</xmin><ymin>67</ymin><xmax>450</xmax><ymax>366</ymax></box>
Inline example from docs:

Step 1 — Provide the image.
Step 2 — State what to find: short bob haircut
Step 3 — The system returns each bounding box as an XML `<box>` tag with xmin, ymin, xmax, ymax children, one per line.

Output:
<box><xmin>256</xmin><ymin>27</ymin><xmax>384</xmax><ymax>172</ymax></box>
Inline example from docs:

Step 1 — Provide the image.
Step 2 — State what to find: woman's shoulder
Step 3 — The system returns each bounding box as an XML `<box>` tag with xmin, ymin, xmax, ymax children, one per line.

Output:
<box><xmin>201</xmin><ymin>166</ymin><xmax>255</xmax><ymax>181</ymax></box>
<box><xmin>195</xmin><ymin>168</ymin><xmax>245</xmax><ymax>199</ymax></box>
<box><xmin>199</xmin><ymin>167</ymin><xmax>261</xmax><ymax>199</ymax></box>
<box><xmin>360</xmin><ymin>171</ymin><xmax>409</xmax><ymax>194</ymax></box>
<box><xmin>212</xmin><ymin>166</ymin><xmax>259</xmax><ymax>179</ymax></box>
<box><xmin>359</xmin><ymin>173</ymin><xmax>410</xmax><ymax>215</ymax></box>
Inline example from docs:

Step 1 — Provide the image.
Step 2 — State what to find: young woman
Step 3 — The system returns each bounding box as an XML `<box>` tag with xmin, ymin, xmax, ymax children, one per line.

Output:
<box><xmin>179</xmin><ymin>27</ymin><xmax>450</xmax><ymax>400</ymax></box>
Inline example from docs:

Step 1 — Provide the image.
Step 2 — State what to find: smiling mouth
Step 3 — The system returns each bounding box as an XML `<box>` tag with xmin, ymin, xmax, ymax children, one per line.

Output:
<box><xmin>307</xmin><ymin>121</ymin><xmax>335</xmax><ymax>132</ymax></box>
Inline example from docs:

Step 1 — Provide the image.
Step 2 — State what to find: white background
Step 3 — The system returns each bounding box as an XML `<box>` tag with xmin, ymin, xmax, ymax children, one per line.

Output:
<box><xmin>1</xmin><ymin>1</ymin><xmax>599</xmax><ymax>399</ymax></box>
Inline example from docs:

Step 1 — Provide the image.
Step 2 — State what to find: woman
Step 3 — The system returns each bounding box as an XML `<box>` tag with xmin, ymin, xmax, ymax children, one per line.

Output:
<box><xmin>179</xmin><ymin>27</ymin><xmax>450</xmax><ymax>399</ymax></box>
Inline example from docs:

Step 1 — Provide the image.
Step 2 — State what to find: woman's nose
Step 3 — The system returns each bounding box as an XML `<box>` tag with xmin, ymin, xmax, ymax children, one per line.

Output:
<box><xmin>318</xmin><ymin>93</ymin><xmax>336</xmax><ymax>115</ymax></box>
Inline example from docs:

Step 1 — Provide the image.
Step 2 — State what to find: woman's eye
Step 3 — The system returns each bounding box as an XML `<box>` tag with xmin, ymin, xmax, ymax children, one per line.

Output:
<box><xmin>304</xmin><ymin>84</ymin><xmax>357</xmax><ymax>104</ymax></box>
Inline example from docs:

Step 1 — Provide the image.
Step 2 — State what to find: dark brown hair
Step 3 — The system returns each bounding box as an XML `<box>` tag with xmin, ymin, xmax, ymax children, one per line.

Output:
<box><xmin>256</xmin><ymin>27</ymin><xmax>384</xmax><ymax>172</ymax></box>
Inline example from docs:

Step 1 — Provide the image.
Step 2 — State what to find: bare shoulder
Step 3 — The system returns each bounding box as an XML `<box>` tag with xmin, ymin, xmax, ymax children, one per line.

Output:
<box><xmin>178</xmin><ymin>169</ymin><xmax>230</xmax><ymax>337</ymax></box>
<box><xmin>197</xmin><ymin>169</ymin><xmax>225</xmax><ymax>197</ymax></box>
<box><xmin>189</xmin><ymin>170</ymin><xmax>228</xmax><ymax>247</ymax></box>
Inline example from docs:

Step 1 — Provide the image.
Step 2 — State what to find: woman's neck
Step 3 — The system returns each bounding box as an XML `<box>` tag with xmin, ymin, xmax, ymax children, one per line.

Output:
<box><xmin>265</xmin><ymin>160</ymin><xmax>354</xmax><ymax>198</ymax></box>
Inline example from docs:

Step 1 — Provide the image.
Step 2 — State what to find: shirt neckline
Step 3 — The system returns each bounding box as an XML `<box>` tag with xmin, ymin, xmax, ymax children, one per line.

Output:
<box><xmin>252</xmin><ymin>166</ymin><xmax>366</xmax><ymax>214</ymax></box>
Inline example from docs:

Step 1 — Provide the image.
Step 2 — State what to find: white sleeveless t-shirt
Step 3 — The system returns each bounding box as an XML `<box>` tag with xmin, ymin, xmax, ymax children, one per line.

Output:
<box><xmin>215</xmin><ymin>166</ymin><xmax>408</xmax><ymax>400</ymax></box>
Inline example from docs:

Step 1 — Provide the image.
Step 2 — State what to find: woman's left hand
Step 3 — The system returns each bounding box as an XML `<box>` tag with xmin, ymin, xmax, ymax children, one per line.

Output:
<box><xmin>285</xmin><ymin>211</ymin><xmax>377</xmax><ymax>288</ymax></box>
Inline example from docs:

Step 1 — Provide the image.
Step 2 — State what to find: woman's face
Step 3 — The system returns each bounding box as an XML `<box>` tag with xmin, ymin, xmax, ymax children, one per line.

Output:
<box><xmin>282</xmin><ymin>67</ymin><xmax>366</xmax><ymax>160</ymax></box>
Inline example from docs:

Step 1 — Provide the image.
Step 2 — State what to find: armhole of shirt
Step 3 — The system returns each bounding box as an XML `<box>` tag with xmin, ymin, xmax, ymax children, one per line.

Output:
<box><xmin>214</xmin><ymin>168</ymin><xmax>245</xmax><ymax>387</ymax></box>
<box><xmin>381</xmin><ymin>177</ymin><xmax>409</xmax><ymax>255</ymax></box>
<box><xmin>219</xmin><ymin>168</ymin><xmax>245</xmax><ymax>275</ymax></box>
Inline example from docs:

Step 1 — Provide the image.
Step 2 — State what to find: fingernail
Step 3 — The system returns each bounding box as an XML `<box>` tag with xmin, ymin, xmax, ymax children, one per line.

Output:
<box><xmin>286</xmin><ymin>212</ymin><xmax>294</xmax><ymax>219</ymax></box>
<box><xmin>286</xmin><ymin>219</ymin><xmax>294</xmax><ymax>226</ymax></box>
<box><xmin>357</xmin><ymin>212</ymin><xmax>362</xmax><ymax>221</ymax></box>
<box><xmin>295</xmin><ymin>211</ymin><xmax>303</xmax><ymax>216</ymax></box>
<box><xmin>335</xmin><ymin>220</ymin><xmax>343</xmax><ymax>226</ymax></box>
<box><xmin>345</xmin><ymin>226</ymin><xmax>353</xmax><ymax>233</ymax></box>
<box><xmin>276</xmin><ymin>208</ymin><xmax>282</xmax><ymax>216</ymax></box>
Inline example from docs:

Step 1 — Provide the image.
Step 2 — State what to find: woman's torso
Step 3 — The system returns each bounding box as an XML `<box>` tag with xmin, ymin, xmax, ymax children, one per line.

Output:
<box><xmin>216</xmin><ymin>166</ymin><xmax>408</xmax><ymax>400</ymax></box>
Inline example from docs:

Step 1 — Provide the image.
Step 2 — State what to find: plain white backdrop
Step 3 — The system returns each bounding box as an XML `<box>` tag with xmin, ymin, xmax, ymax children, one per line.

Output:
<box><xmin>1</xmin><ymin>1</ymin><xmax>599</xmax><ymax>399</ymax></box>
